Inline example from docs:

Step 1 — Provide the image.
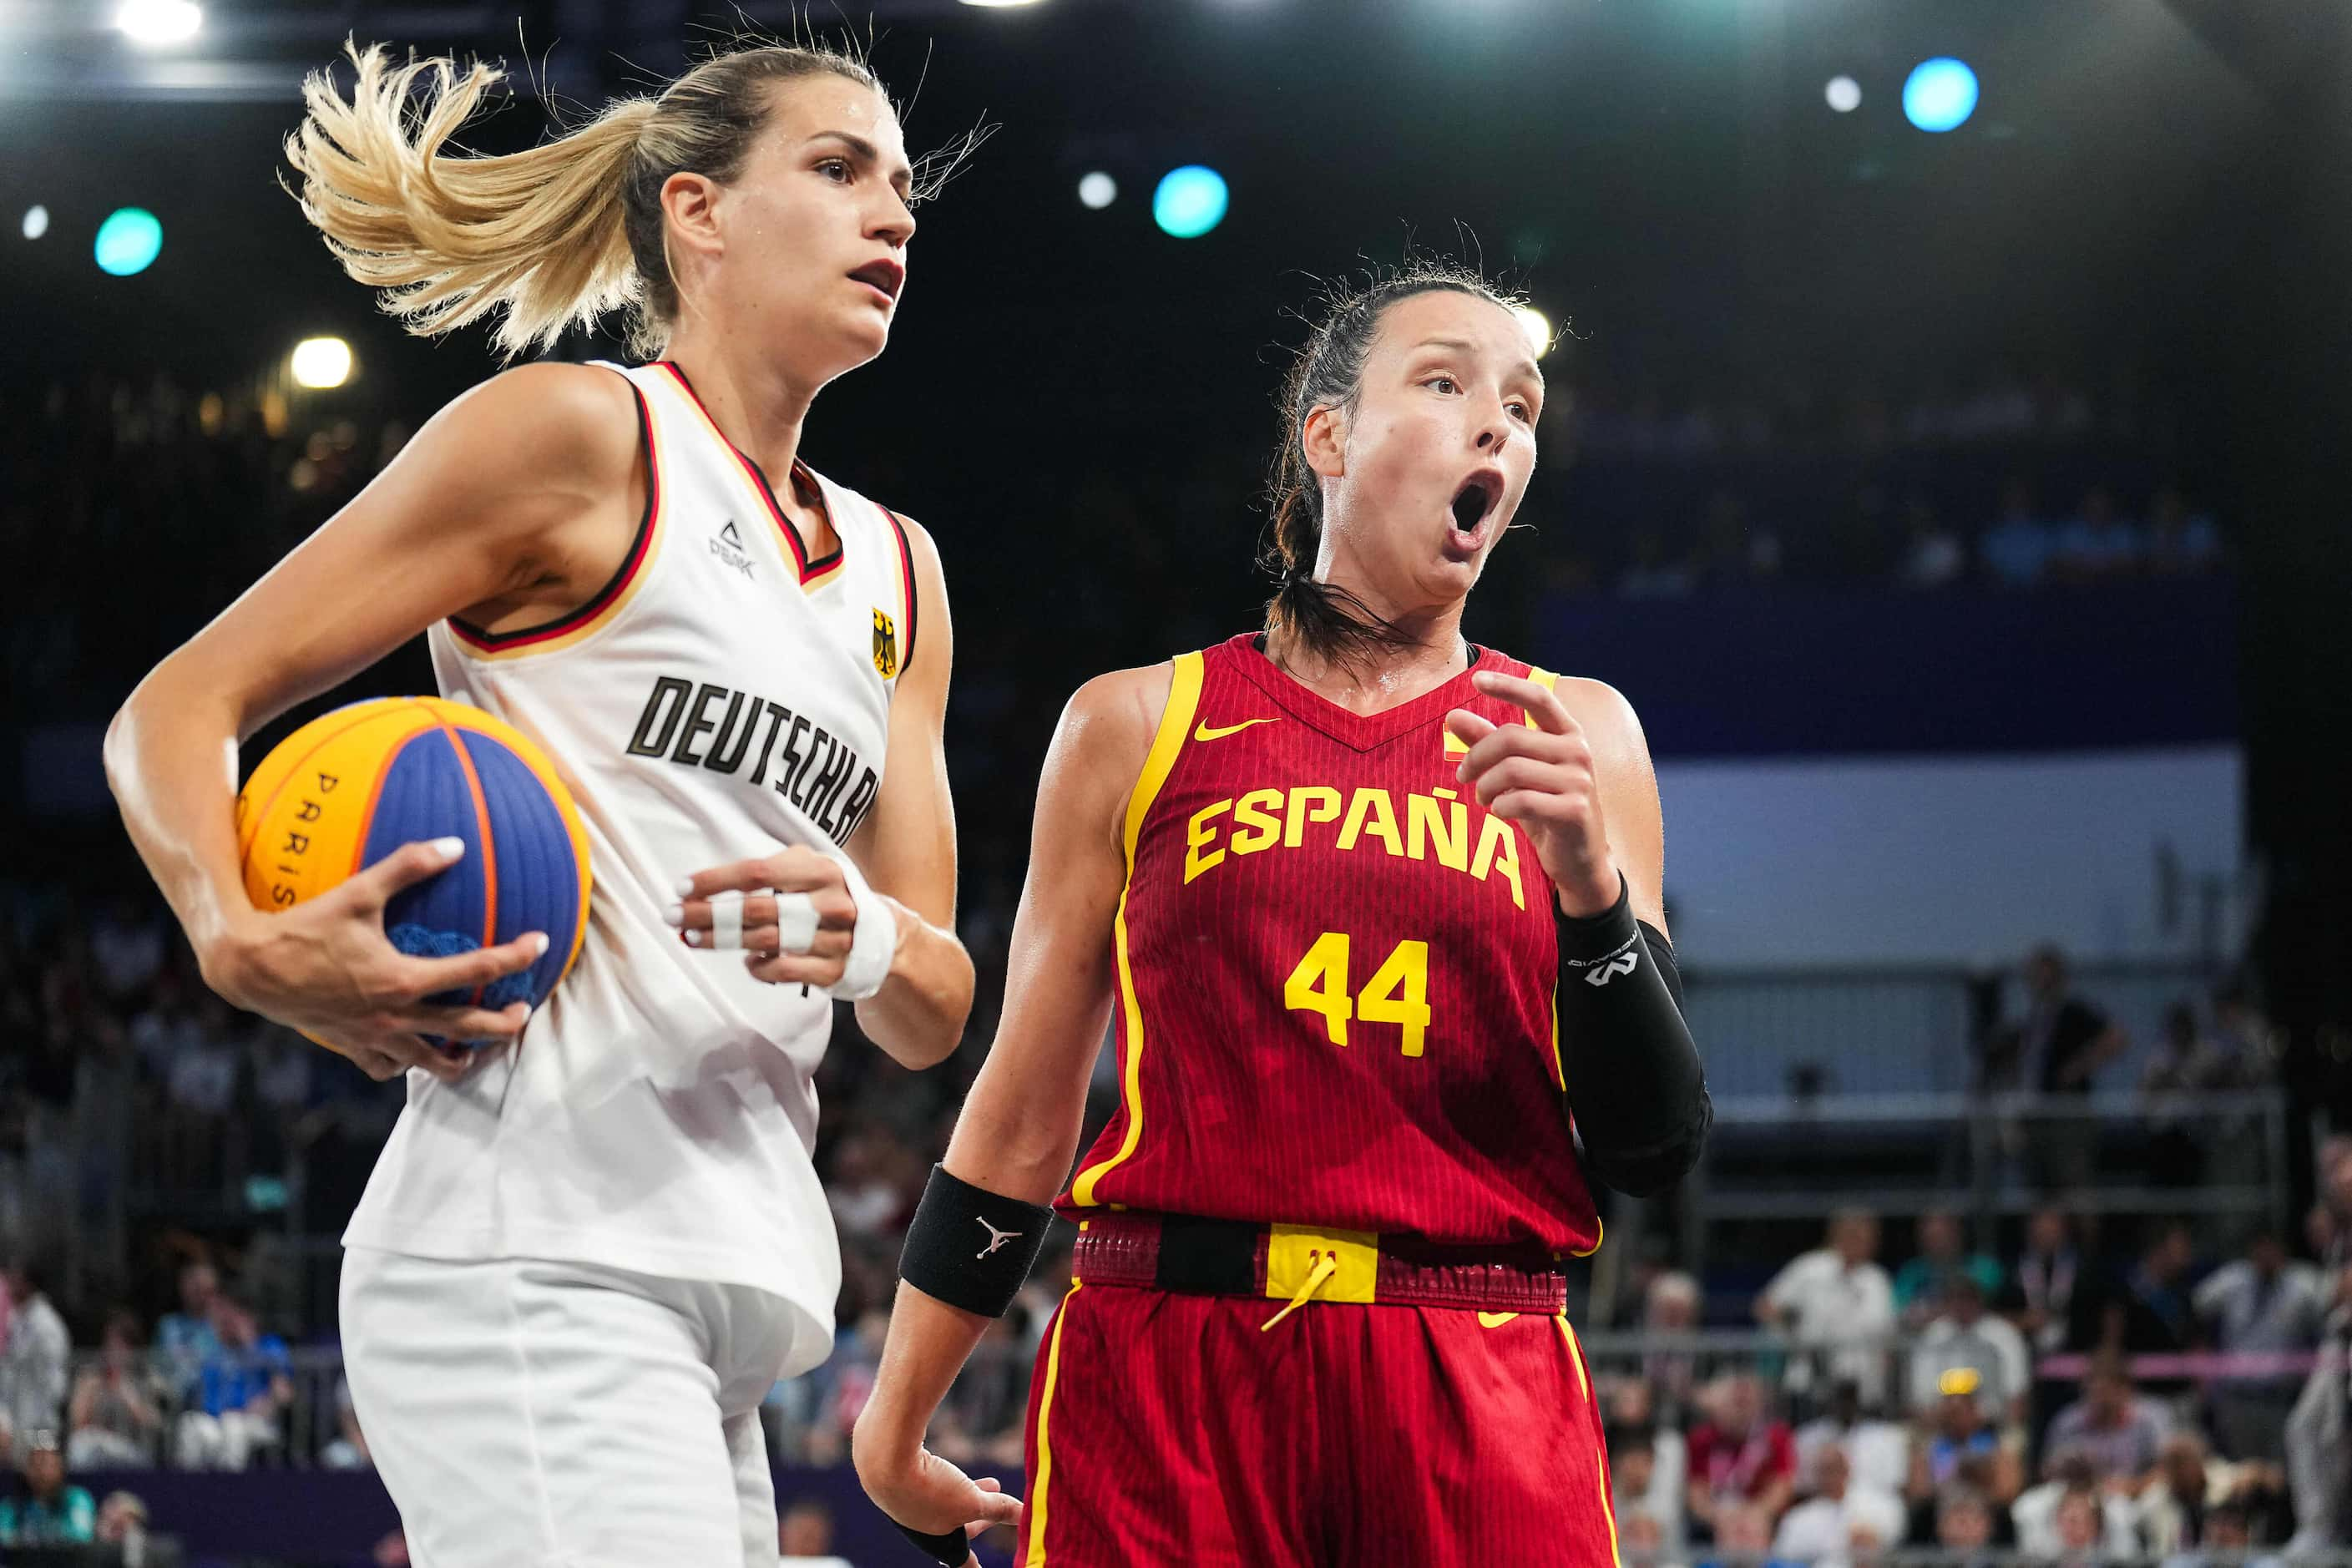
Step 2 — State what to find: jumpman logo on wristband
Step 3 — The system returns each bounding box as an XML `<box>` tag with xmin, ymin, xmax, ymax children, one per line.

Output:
<box><xmin>975</xmin><ymin>1218</ymin><xmax>1021</xmax><ymax>1259</ymax></box>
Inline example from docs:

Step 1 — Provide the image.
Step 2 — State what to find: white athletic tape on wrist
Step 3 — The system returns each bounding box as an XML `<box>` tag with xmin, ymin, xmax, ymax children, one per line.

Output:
<box><xmin>772</xmin><ymin>892</ymin><xmax>821</xmax><ymax>954</ymax></box>
<box><xmin>817</xmin><ymin>847</ymin><xmax>898</xmax><ymax>1001</ymax></box>
<box><xmin>710</xmin><ymin>893</ymin><xmax>745</xmax><ymax>952</ymax></box>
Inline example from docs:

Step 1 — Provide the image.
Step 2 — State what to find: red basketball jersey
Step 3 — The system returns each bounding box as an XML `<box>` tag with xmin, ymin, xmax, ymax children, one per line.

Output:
<box><xmin>1059</xmin><ymin>633</ymin><xmax>1601</xmax><ymax>1255</ymax></box>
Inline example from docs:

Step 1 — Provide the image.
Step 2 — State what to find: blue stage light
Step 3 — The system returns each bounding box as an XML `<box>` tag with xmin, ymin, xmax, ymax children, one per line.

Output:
<box><xmin>1152</xmin><ymin>166</ymin><xmax>1228</xmax><ymax>240</ymax></box>
<box><xmin>1903</xmin><ymin>58</ymin><xmax>1979</xmax><ymax>134</ymax></box>
<box><xmin>94</xmin><ymin>207</ymin><xmax>163</xmax><ymax>275</ymax></box>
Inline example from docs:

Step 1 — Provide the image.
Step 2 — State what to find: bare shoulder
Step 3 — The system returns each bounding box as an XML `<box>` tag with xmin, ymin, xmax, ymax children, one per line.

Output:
<box><xmin>1037</xmin><ymin>662</ymin><xmax>1179</xmax><ymax>852</ymax></box>
<box><xmin>1060</xmin><ymin>662</ymin><xmax>1177</xmax><ymax>764</ymax></box>
<box><xmin>419</xmin><ymin>362</ymin><xmax>640</xmax><ymax>493</ymax></box>
<box><xmin>1553</xmin><ymin>675</ymin><xmax>1652</xmax><ymax>765</ymax></box>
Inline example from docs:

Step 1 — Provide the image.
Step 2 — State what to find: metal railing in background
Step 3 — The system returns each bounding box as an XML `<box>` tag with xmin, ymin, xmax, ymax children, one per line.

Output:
<box><xmin>1682</xmin><ymin>1090</ymin><xmax>2291</xmax><ymax>1272</ymax></box>
<box><xmin>1684</xmin><ymin>959</ymin><xmax>2224</xmax><ymax>1100</ymax></box>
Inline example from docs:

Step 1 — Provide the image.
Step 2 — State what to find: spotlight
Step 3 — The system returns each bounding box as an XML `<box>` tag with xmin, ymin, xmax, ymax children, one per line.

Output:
<box><xmin>94</xmin><ymin>208</ymin><xmax>163</xmax><ymax>276</ymax></box>
<box><xmin>21</xmin><ymin>206</ymin><xmax>48</xmax><ymax>240</ymax></box>
<box><xmin>1152</xmin><ymin>166</ymin><xmax>1228</xmax><ymax>240</ymax></box>
<box><xmin>1825</xmin><ymin>76</ymin><xmax>1862</xmax><ymax>114</ymax></box>
<box><xmin>958</xmin><ymin>0</ymin><xmax>1043</xmax><ymax>7</ymax></box>
<box><xmin>1513</xmin><ymin>306</ymin><xmax>1553</xmax><ymax>358</ymax></box>
<box><xmin>291</xmin><ymin>336</ymin><xmax>355</xmax><ymax>390</ymax></box>
<box><xmin>1077</xmin><ymin>171</ymin><xmax>1117</xmax><ymax>210</ymax></box>
<box><xmin>115</xmin><ymin>0</ymin><xmax>202</xmax><ymax>44</ymax></box>
<box><xmin>1903</xmin><ymin>58</ymin><xmax>1979</xmax><ymax>133</ymax></box>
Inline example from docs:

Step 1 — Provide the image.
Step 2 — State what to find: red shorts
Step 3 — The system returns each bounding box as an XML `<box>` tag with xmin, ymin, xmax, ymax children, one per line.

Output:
<box><xmin>1014</xmin><ymin>1221</ymin><xmax>1619</xmax><ymax>1566</ymax></box>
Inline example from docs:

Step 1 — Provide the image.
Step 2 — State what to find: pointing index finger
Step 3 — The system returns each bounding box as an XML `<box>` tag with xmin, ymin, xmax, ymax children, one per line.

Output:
<box><xmin>1470</xmin><ymin>670</ymin><xmax>1577</xmax><ymax>736</ymax></box>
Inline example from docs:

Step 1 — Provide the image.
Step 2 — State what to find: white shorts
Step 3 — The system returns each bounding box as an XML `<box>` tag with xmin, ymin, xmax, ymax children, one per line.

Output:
<box><xmin>340</xmin><ymin>1246</ymin><xmax>801</xmax><ymax>1568</ymax></box>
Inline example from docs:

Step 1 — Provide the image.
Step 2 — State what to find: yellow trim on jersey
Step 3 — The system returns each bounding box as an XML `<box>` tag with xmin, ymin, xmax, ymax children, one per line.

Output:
<box><xmin>1443</xmin><ymin>663</ymin><xmax>1560</xmax><ymax>754</ymax></box>
<box><xmin>1023</xmin><ymin>1280</ymin><xmax>1083</xmax><ymax>1566</ymax></box>
<box><xmin>451</xmin><ymin>385</ymin><xmax>670</xmax><ymax>663</ymax></box>
<box><xmin>1069</xmin><ymin>650</ymin><xmax>1206</xmax><ymax>1209</ymax></box>
<box><xmin>1557</xmin><ymin>1316</ymin><xmax>1621</xmax><ymax>1561</ymax></box>
<box><xmin>800</xmin><ymin>555</ymin><xmax>849</xmax><ymax>593</ymax></box>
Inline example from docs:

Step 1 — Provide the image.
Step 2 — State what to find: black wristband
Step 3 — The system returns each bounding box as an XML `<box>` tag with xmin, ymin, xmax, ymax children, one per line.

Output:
<box><xmin>1553</xmin><ymin>874</ymin><xmax>1712</xmax><ymax>1197</ymax></box>
<box><xmin>890</xmin><ymin>1518</ymin><xmax>970</xmax><ymax>1565</ymax></box>
<box><xmin>898</xmin><ymin>1164</ymin><xmax>1055</xmax><ymax>1319</ymax></box>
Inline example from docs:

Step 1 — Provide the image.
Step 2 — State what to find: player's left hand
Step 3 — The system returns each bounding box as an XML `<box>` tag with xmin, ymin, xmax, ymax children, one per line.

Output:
<box><xmin>1445</xmin><ymin>670</ymin><xmax>1621</xmax><ymax>917</ymax></box>
<box><xmin>669</xmin><ymin>845</ymin><xmax>862</xmax><ymax>986</ymax></box>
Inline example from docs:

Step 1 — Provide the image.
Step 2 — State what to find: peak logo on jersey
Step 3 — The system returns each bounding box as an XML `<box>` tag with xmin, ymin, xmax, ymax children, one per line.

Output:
<box><xmin>1194</xmin><ymin>716</ymin><xmax>1279</xmax><ymax>742</ymax></box>
<box><xmin>626</xmin><ymin>675</ymin><xmax>880</xmax><ymax>844</ymax></box>
<box><xmin>708</xmin><ymin>519</ymin><xmax>755</xmax><ymax>579</ymax></box>
<box><xmin>872</xmin><ymin>608</ymin><xmax>899</xmax><ymax>680</ymax></box>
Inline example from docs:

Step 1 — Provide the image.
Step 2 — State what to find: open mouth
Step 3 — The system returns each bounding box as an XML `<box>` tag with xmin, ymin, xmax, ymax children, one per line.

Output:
<box><xmin>1449</xmin><ymin>473</ymin><xmax>1502</xmax><ymax>537</ymax></box>
<box><xmin>848</xmin><ymin>259</ymin><xmax>904</xmax><ymax>301</ymax></box>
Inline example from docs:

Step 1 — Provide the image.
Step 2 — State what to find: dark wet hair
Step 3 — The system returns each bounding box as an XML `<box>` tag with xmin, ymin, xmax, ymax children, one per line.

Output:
<box><xmin>1262</xmin><ymin>259</ymin><xmax>1531</xmax><ymax>667</ymax></box>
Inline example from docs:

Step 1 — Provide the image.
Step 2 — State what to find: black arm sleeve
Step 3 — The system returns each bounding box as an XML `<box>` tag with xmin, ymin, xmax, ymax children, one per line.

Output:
<box><xmin>1553</xmin><ymin>877</ymin><xmax>1712</xmax><ymax>1197</ymax></box>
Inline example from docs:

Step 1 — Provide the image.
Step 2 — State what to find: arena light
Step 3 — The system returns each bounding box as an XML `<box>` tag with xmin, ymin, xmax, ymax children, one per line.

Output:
<box><xmin>291</xmin><ymin>336</ymin><xmax>355</xmax><ymax>390</ymax></box>
<box><xmin>94</xmin><ymin>207</ymin><xmax>163</xmax><ymax>276</ymax></box>
<box><xmin>21</xmin><ymin>205</ymin><xmax>48</xmax><ymax>240</ymax></box>
<box><xmin>1903</xmin><ymin>58</ymin><xmax>1979</xmax><ymax>133</ymax></box>
<box><xmin>1825</xmin><ymin>75</ymin><xmax>1862</xmax><ymax>114</ymax></box>
<box><xmin>958</xmin><ymin>0</ymin><xmax>1044</xmax><ymax>8</ymax></box>
<box><xmin>1077</xmin><ymin>171</ymin><xmax>1117</xmax><ymax>210</ymax></box>
<box><xmin>1513</xmin><ymin>305</ymin><xmax>1553</xmax><ymax>359</ymax></box>
<box><xmin>115</xmin><ymin>0</ymin><xmax>202</xmax><ymax>44</ymax></box>
<box><xmin>1152</xmin><ymin>165</ymin><xmax>1228</xmax><ymax>240</ymax></box>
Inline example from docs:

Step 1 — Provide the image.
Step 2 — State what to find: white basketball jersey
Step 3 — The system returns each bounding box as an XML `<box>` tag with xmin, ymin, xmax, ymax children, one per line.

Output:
<box><xmin>342</xmin><ymin>360</ymin><xmax>921</xmax><ymax>1377</ymax></box>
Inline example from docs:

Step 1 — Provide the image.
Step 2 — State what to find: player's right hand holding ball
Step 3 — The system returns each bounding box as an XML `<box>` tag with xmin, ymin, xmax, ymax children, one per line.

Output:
<box><xmin>203</xmin><ymin>837</ymin><xmax>545</xmax><ymax>1084</ymax></box>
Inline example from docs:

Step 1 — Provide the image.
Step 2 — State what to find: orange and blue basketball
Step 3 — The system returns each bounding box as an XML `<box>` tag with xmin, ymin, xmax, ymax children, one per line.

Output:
<box><xmin>235</xmin><ymin>696</ymin><xmax>591</xmax><ymax>1016</ymax></box>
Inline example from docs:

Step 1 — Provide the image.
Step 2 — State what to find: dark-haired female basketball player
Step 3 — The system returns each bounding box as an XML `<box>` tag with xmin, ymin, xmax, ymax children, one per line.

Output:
<box><xmin>852</xmin><ymin>266</ymin><xmax>1711</xmax><ymax>1567</ymax></box>
<box><xmin>105</xmin><ymin>40</ymin><xmax>982</xmax><ymax>1566</ymax></box>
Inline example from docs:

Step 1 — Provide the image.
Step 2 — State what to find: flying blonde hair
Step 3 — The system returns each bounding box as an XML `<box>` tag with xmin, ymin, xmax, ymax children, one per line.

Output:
<box><xmin>282</xmin><ymin>36</ymin><xmax>961</xmax><ymax>360</ymax></box>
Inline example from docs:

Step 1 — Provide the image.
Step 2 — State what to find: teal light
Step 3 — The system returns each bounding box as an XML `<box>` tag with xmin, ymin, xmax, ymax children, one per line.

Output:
<box><xmin>1903</xmin><ymin>58</ymin><xmax>1979</xmax><ymax>134</ymax></box>
<box><xmin>1152</xmin><ymin>166</ymin><xmax>1229</xmax><ymax>240</ymax></box>
<box><xmin>94</xmin><ymin>207</ymin><xmax>163</xmax><ymax>276</ymax></box>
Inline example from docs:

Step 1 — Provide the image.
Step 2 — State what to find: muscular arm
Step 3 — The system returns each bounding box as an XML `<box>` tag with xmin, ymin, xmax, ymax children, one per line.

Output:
<box><xmin>846</xmin><ymin>517</ymin><xmax>973</xmax><ymax>1070</ymax></box>
<box><xmin>104</xmin><ymin>363</ymin><xmax>640</xmax><ymax>1046</ymax></box>
<box><xmin>1551</xmin><ymin>678</ymin><xmax>1708</xmax><ymax>1196</ymax></box>
<box><xmin>852</xmin><ymin>663</ymin><xmax>1168</xmax><ymax>1510</ymax></box>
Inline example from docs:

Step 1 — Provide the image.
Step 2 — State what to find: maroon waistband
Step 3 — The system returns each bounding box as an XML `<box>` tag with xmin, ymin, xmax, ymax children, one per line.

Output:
<box><xmin>1071</xmin><ymin>1211</ymin><xmax>1570</xmax><ymax>1315</ymax></box>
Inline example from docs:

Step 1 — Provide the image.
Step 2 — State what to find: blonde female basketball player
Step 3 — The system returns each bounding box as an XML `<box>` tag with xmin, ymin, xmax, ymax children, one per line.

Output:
<box><xmin>104</xmin><ymin>39</ymin><xmax>980</xmax><ymax>1567</ymax></box>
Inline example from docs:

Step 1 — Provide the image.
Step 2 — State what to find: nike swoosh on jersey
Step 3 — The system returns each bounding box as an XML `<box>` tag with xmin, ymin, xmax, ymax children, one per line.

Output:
<box><xmin>1193</xmin><ymin>716</ymin><xmax>1280</xmax><ymax>741</ymax></box>
<box><xmin>1477</xmin><ymin>1311</ymin><xmax>1520</xmax><ymax>1328</ymax></box>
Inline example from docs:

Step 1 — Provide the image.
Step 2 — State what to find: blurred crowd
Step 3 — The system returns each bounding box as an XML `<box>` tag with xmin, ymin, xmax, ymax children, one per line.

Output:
<box><xmin>1584</xmin><ymin>1159</ymin><xmax>2352</xmax><ymax>1568</ymax></box>
<box><xmin>0</xmin><ymin>362</ymin><xmax>2224</xmax><ymax>730</ymax></box>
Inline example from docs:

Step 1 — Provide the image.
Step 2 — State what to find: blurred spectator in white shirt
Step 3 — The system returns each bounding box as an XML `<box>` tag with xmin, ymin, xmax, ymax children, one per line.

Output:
<box><xmin>1910</xmin><ymin>1276</ymin><xmax>2032</xmax><ymax>1425</ymax></box>
<box><xmin>1773</xmin><ymin>1444</ymin><xmax>1905</xmax><ymax>1566</ymax></box>
<box><xmin>2197</xmin><ymin>1228</ymin><xmax>2328</xmax><ymax>1463</ymax></box>
<box><xmin>2014</xmin><ymin>1447</ymin><xmax>2142</xmax><ymax>1556</ymax></box>
<box><xmin>64</xmin><ymin>1313</ymin><xmax>161</xmax><ymax>1469</ymax></box>
<box><xmin>1756</xmin><ymin>1211</ymin><xmax>1897</xmax><ymax>1404</ymax></box>
<box><xmin>0</xmin><ymin>1263</ymin><xmax>68</xmax><ymax>1445</ymax></box>
<box><xmin>1793</xmin><ymin>1379</ymin><xmax>1910</xmax><ymax>1500</ymax></box>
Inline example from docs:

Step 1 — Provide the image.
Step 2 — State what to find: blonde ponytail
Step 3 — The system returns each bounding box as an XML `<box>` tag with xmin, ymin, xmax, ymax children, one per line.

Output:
<box><xmin>284</xmin><ymin>37</ymin><xmax>900</xmax><ymax>361</ymax></box>
<box><xmin>284</xmin><ymin>43</ymin><xmax>652</xmax><ymax>359</ymax></box>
